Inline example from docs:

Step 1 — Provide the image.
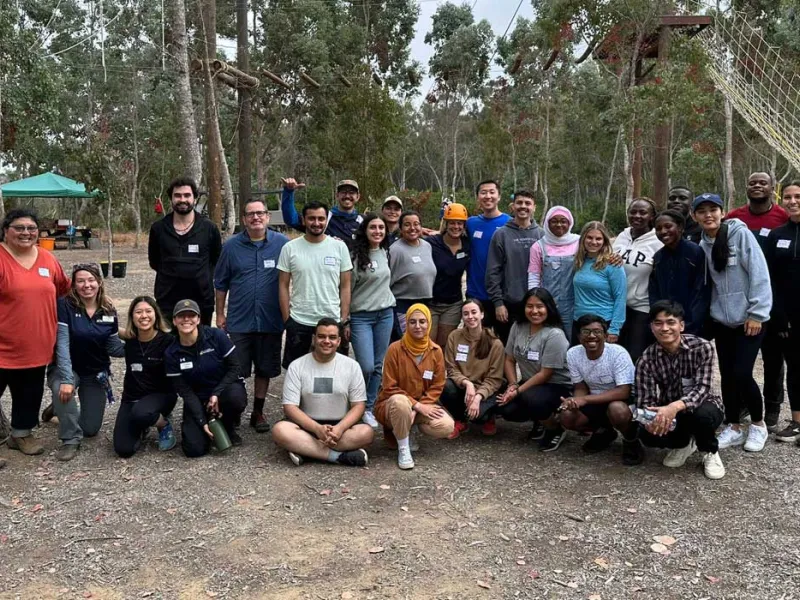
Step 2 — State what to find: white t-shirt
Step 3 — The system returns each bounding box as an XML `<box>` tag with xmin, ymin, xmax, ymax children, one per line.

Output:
<box><xmin>282</xmin><ymin>353</ymin><xmax>366</xmax><ymax>421</ymax></box>
<box><xmin>566</xmin><ymin>343</ymin><xmax>635</xmax><ymax>395</ymax></box>
<box><xmin>277</xmin><ymin>235</ymin><xmax>353</xmax><ymax>326</ymax></box>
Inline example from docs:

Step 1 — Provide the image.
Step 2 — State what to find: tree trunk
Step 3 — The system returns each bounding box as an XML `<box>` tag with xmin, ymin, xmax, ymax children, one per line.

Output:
<box><xmin>237</xmin><ymin>0</ymin><xmax>252</xmax><ymax>215</ymax></box>
<box><xmin>200</xmin><ymin>0</ymin><xmax>222</xmax><ymax>226</ymax></box>
<box><xmin>724</xmin><ymin>97</ymin><xmax>736</xmax><ymax>210</ymax></box>
<box><xmin>106</xmin><ymin>192</ymin><xmax>113</xmax><ymax>266</ymax></box>
<box><xmin>602</xmin><ymin>127</ymin><xmax>623</xmax><ymax>224</ymax></box>
<box><xmin>169</xmin><ymin>0</ymin><xmax>202</xmax><ymax>184</ymax></box>
<box><xmin>130</xmin><ymin>76</ymin><xmax>142</xmax><ymax>248</ymax></box>
<box><xmin>652</xmin><ymin>24</ymin><xmax>672</xmax><ymax>210</ymax></box>
<box><xmin>623</xmin><ymin>127</ymin><xmax>634</xmax><ymax>204</ymax></box>
<box><xmin>541</xmin><ymin>98</ymin><xmax>551</xmax><ymax>216</ymax></box>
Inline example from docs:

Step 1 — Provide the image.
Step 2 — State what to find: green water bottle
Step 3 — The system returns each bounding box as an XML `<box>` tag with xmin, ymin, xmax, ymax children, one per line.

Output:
<box><xmin>207</xmin><ymin>418</ymin><xmax>232</xmax><ymax>452</ymax></box>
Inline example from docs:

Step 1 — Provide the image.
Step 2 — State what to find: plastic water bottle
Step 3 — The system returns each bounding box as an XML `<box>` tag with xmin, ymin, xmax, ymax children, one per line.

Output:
<box><xmin>96</xmin><ymin>371</ymin><xmax>115</xmax><ymax>405</ymax></box>
<box><xmin>630</xmin><ymin>406</ymin><xmax>676</xmax><ymax>431</ymax></box>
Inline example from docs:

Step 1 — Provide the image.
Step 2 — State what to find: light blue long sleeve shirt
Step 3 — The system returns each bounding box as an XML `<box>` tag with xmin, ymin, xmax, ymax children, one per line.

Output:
<box><xmin>573</xmin><ymin>258</ymin><xmax>628</xmax><ymax>335</ymax></box>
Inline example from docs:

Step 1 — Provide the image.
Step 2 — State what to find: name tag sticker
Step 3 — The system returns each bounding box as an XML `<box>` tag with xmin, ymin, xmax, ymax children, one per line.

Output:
<box><xmin>356</xmin><ymin>215</ymin><xmax>364</xmax><ymax>224</ymax></box>
<box><xmin>457</xmin><ymin>344</ymin><xmax>470</xmax><ymax>353</ymax></box>
<box><xmin>473</xmin><ymin>230</ymin><xmax>483</xmax><ymax>239</ymax></box>
<box><xmin>264</xmin><ymin>259</ymin><xmax>276</xmax><ymax>268</ymax></box>
<box><xmin>370</xmin><ymin>261</ymin><xmax>378</xmax><ymax>270</ymax></box>
<box><xmin>456</xmin><ymin>252</ymin><xmax>466</xmax><ymax>259</ymax></box>
<box><xmin>681</xmin><ymin>377</ymin><xmax>695</xmax><ymax>391</ymax></box>
<box><xmin>455</xmin><ymin>353</ymin><xmax>468</xmax><ymax>362</ymax></box>
<box><xmin>38</xmin><ymin>267</ymin><xmax>50</xmax><ymax>277</ymax></box>
<box><xmin>179</xmin><ymin>361</ymin><xmax>193</xmax><ymax>370</ymax></box>
<box><xmin>411</xmin><ymin>255</ymin><xmax>422</xmax><ymax>263</ymax></box>
<box><xmin>727</xmin><ymin>257</ymin><xmax>737</xmax><ymax>267</ymax></box>
<box><xmin>188</xmin><ymin>244</ymin><xmax>200</xmax><ymax>253</ymax></box>
<box><xmin>422</xmin><ymin>370</ymin><xmax>434</xmax><ymax>380</ymax></box>
<box><xmin>324</xmin><ymin>256</ymin><xmax>337</xmax><ymax>266</ymax></box>
<box><xmin>527</xmin><ymin>351</ymin><xmax>540</xmax><ymax>361</ymax></box>
<box><xmin>101</xmin><ymin>315</ymin><xmax>115</xmax><ymax>323</ymax></box>
<box><xmin>777</xmin><ymin>239</ymin><xmax>791</xmax><ymax>249</ymax></box>
<box><xmin>131</xmin><ymin>363</ymin><xmax>143</xmax><ymax>372</ymax></box>
<box><xmin>760</xmin><ymin>228</ymin><xmax>770</xmax><ymax>237</ymax></box>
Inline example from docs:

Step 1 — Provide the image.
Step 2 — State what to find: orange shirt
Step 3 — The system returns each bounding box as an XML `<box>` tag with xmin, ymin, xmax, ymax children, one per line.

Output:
<box><xmin>0</xmin><ymin>246</ymin><xmax>70</xmax><ymax>368</ymax></box>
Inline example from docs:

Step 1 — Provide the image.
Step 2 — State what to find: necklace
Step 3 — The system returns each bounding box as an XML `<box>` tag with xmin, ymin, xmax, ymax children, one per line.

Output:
<box><xmin>137</xmin><ymin>331</ymin><xmax>158</xmax><ymax>357</ymax></box>
<box><xmin>174</xmin><ymin>217</ymin><xmax>195</xmax><ymax>235</ymax></box>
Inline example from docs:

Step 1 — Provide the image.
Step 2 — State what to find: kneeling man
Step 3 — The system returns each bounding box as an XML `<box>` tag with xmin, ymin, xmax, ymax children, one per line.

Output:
<box><xmin>607</xmin><ymin>300</ymin><xmax>725</xmax><ymax>479</ymax></box>
<box><xmin>272</xmin><ymin>318</ymin><xmax>374</xmax><ymax>466</ymax></box>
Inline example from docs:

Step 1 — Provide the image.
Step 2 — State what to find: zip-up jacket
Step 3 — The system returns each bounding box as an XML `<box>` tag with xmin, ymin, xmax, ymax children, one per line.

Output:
<box><xmin>486</xmin><ymin>221</ymin><xmax>544</xmax><ymax>307</ymax></box>
<box><xmin>765</xmin><ymin>219</ymin><xmax>800</xmax><ymax>331</ymax></box>
<box><xmin>281</xmin><ymin>188</ymin><xmax>361</xmax><ymax>249</ymax></box>
<box><xmin>648</xmin><ymin>240</ymin><xmax>709</xmax><ymax>335</ymax></box>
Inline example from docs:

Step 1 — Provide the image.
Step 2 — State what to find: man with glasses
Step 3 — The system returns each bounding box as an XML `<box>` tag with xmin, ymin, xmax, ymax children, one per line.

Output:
<box><xmin>148</xmin><ymin>177</ymin><xmax>222</xmax><ymax>324</ymax></box>
<box><xmin>214</xmin><ymin>200</ymin><xmax>288</xmax><ymax>433</ymax></box>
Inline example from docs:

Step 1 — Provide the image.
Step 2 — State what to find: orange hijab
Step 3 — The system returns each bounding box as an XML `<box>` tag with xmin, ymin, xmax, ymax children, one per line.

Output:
<box><xmin>401</xmin><ymin>303</ymin><xmax>432</xmax><ymax>355</ymax></box>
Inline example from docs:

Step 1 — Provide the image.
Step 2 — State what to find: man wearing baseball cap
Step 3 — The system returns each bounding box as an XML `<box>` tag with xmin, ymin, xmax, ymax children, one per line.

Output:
<box><xmin>280</xmin><ymin>177</ymin><xmax>364</xmax><ymax>250</ymax></box>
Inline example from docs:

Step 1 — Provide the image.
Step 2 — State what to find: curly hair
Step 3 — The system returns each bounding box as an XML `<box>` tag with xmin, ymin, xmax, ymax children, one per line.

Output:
<box><xmin>351</xmin><ymin>212</ymin><xmax>390</xmax><ymax>271</ymax></box>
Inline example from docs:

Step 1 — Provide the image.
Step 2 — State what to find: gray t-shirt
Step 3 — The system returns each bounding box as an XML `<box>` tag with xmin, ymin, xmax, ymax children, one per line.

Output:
<box><xmin>389</xmin><ymin>238</ymin><xmax>436</xmax><ymax>300</ymax></box>
<box><xmin>566</xmin><ymin>343</ymin><xmax>635</xmax><ymax>394</ymax></box>
<box><xmin>282</xmin><ymin>353</ymin><xmax>366</xmax><ymax>421</ymax></box>
<box><xmin>351</xmin><ymin>248</ymin><xmax>396</xmax><ymax>313</ymax></box>
<box><xmin>504</xmin><ymin>323</ymin><xmax>571</xmax><ymax>386</ymax></box>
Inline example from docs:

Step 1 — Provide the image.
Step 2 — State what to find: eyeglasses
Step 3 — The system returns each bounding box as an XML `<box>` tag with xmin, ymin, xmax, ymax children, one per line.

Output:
<box><xmin>244</xmin><ymin>211</ymin><xmax>267</xmax><ymax>219</ymax></box>
<box><xmin>9</xmin><ymin>225</ymin><xmax>38</xmax><ymax>233</ymax></box>
<box><xmin>579</xmin><ymin>328</ymin><xmax>605</xmax><ymax>338</ymax></box>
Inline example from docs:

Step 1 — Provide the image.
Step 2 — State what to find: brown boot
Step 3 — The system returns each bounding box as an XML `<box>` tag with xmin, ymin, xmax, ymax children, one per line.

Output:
<box><xmin>8</xmin><ymin>435</ymin><xmax>44</xmax><ymax>456</ymax></box>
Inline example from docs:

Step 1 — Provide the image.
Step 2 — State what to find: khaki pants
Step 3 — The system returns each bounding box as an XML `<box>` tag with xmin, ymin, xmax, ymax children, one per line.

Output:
<box><xmin>384</xmin><ymin>394</ymin><xmax>455</xmax><ymax>440</ymax></box>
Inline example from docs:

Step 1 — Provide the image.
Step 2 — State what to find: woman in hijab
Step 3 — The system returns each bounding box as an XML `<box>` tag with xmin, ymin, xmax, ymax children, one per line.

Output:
<box><xmin>528</xmin><ymin>206</ymin><xmax>581</xmax><ymax>338</ymax></box>
<box><xmin>375</xmin><ymin>303</ymin><xmax>455</xmax><ymax>470</ymax></box>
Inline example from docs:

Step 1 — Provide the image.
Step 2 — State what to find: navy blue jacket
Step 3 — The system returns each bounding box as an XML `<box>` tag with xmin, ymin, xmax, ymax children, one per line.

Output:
<box><xmin>765</xmin><ymin>219</ymin><xmax>800</xmax><ymax>331</ymax></box>
<box><xmin>648</xmin><ymin>240</ymin><xmax>709</xmax><ymax>335</ymax></box>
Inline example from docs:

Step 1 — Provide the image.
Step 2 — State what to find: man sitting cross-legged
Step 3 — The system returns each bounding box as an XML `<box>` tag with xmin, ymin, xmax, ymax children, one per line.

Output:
<box><xmin>605</xmin><ymin>300</ymin><xmax>726</xmax><ymax>479</ymax></box>
<box><xmin>272</xmin><ymin>318</ymin><xmax>374</xmax><ymax>466</ymax></box>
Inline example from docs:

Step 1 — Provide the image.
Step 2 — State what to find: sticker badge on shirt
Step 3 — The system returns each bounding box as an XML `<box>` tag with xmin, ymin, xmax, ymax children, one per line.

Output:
<box><xmin>457</xmin><ymin>344</ymin><xmax>470</xmax><ymax>353</ymax></box>
<box><xmin>455</xmin><ymin>353</ymin><xmax>468</xmax><ymax>362</ymax></box>
<box><xmin>188</xmin><ymin>244</ymin><xmax>200</xmax><ymax>253</ymax></box>
<box><xmin>356</xmin><ymin>215</ymin><xmax>364</xmax><ymax>224</ymax></box>
<box><xmin>264</xmin><ymin>259</ymin><xmax>276</xmax><ymax>269</ymax></box>
<box><xmin>759</xmin><ymin>228</ymin><xmax>771</xmax><ymax>237</ymax></box>
<box><xmin>38</xmin><ymin>267</ymin><xmax>50</xmax><ymax>277</ymax></box>
<box><xmin>131</xmin><ymin>363</ymin><xmax>143</xmax><ymax>372</ymax></box>
<box><xmin>422</xmin><ymin>370</ymin><xmax>434</xmax><ymax>380</ymax></box>
<box><xmin>778</xmin><ymin>239</ymin><xmax>791</xmax><ymax>249</ymax></box>
<box><xmin>324</xmin><ymin>256</ymin><xmax>337</xmax><ymax>266</ymax></box>
<box><xmin>681</xmin><ymin>377</ymin><xmax>695</xmax><ymax>392</ymax></box>
<box><xmin>473</xmin><ymin>230</ymin><xmax>483</xmax><ymax>239</ymax></box>
<box><xmin>411</xmin><ymin>255</ymin><xmax>422</xmax><ymax>263</ymax></box>
<box><xmin>100</xmin><ymin>315</ymin><xmax>115</xmax><ymax>323</ymax></box>
<box><xmin>180</xmin><ymin>361</ymin><xmax>193</xmax><ymax>370</ymax></box>
<box><xmin>527</xmin><ymin>350</ymin><xmax>540</xmax><ymax>361</ymax></box>
<box><xmin>456</xmin><ymin>252</ymin><xmax>466</xmax><ymax>259</ymax></box>
<box><xmin>727</xmin><ymin>256</ymin><xmax>737</xmax><ymax>267</ymax></box>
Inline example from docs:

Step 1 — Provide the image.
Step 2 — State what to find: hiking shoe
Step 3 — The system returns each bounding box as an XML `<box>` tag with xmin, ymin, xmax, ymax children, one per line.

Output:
<box><xmin>702</xmin><ymin>452</ymin><xmax>725</xmax><ymax>479</ymax></box>
<box><xmin>582</xmin><ymin>428</ymin><xmax>618</xmax><ymax>454</ymax></box>
<box><xmin>288</xmin><ymin>451</ymin><xmax>304</xmax><ymax>466</ymax></box>
<box><xmin>528</xmin><ymin>421</ymin><xmax>546</xmax><ymax>440</ymax></box>
<box><xmin>775</xmin><ymin>420</ymin><xmax>800</xmax><ymax>442</ymax></box>
<box><xmin>764</xmin><ymin>406</ymin><xmax>781</xmax><ymax>432</ymax></box>
<box><xmin>41</xmin><ymin>403</ymin><xmax>55</xmax><ymax>423</ymax></box>
<box><xmin>539</xmin><ymin>427</ymin><xmax>565</xmax><ymax>453</ymax></box>
<box><xmin>8</xmin><ymin>435</ymin><xmax>44</xmax><ymax>456</ymax></box>
<box><xmin>717</xmin><ymin>425</ymin><xmax>746</xmax><ymax>449</ymax></box>
<box><xmin>56</xmin><ymin>444</ymin><xmax>79</xmax><ymax>462</ymax></box>
<box><xmin>663</xmin><ymin>439</ymin><xmax>697</xmax><ymax>468</ymax></box>
<box><xmin>448</xmin><ymin>420</ymin><xmax>469</xmax><ymax>440</ymax></box>
<box><xmin>622</xmin><ymin>438</ymin><xmax>645</xmax><ymax>465</ymax></box>
<box><xmin>481</xmin><ymin>417</ymin><xmax>497</xmax><ymax>436</ymax></box>
<box><xmin>409</xmin><ymin>426</ymin><xmax>420</xmax><ymax>452</ymax></box>
<box><xmin>337</xmin><ymin>448</ymin><xmax>368</xmax><ymax>467</ymax></box>
<box><xmin>362</xmin><ymin>410</ymin><xmax>379</xmax><ymax>429</ymax></box>
<box><xmin>744</xmin><ymin>423</ymin><xmax>768</xmax><ymax>452</ymax></box>
<box><xmin>229</xmin><ymin>430</ymin><xmax>243</xmax><ymax>447</ymax></box>
<box><xmin>397</xmin><ymin>446</ymin><xmax>415</xmax><ymax>470</ymax></box>
<box><xmin>250</xmin><ymin>412</ymin><xmax>271</xmax><ymax>433</ymax></box>
<box><xmin>158</xmin><ymin>421</ymin><xmax>177</xmax><ymax>451</ymax></box>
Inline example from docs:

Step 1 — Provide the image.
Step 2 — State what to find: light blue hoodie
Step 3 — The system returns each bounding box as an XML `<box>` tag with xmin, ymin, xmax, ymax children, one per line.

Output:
<box><xmin>699</xmin><ymin>218</ymin><xmax>772</xmax><ymax>326</ymax></box>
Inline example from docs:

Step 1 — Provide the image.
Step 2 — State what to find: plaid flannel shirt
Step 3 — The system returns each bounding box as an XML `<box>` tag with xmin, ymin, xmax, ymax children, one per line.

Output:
<box><xmin>634</xmin><ymin>334</ymin><xmax>723</xmax><ymax>413</ymax></box>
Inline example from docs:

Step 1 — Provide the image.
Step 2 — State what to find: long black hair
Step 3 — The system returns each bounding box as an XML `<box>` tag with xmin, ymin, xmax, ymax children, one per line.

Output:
<box><xmin>351</xmin><ymin>212</ymin><xmax>389</xmax><ymax>270</ymax></box>
<box><xmin>711</xmin><ymin>220</ymin><xmax>731</xmax><ymax>272</ymax></box>
<box><xmin>517</xmin><ymin>288</ymin><xmax>564</xmax><ymax>330</ymax></box>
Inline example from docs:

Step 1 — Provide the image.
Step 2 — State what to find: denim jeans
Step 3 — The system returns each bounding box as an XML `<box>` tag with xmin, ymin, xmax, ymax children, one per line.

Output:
<box><xmin>47</xmin><ymin>368</ymin><xmax>108</xmax><ymax>445</ymax></box>
<box><xmin>350</xmin><ymin>308</ymin><xmax>394</xmax><ymax>411</ymax></box>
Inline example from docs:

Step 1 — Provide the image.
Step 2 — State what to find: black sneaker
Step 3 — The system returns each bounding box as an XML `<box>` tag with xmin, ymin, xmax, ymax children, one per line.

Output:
<box><xmin>622</xmin><ymin>438</ymin><xmax>645</xmax><ymax>465</ymax></box>
<box><xmin>337</xmin><ymin>448</ymin><xmax>368</xmax><ymax>467</ymax></box>
<box><xmin>765</xmin><ymin>407</ymin><xmax>781</xmax><ymax>432</ymax></box>
<box><xmin>250</xmin><ymin>412</ymin><xmax>271</xmax><ymax>433</ymax></box>
<box><xmin>527</xmin><ymin>421</ymin><xmax>546</xmax><ymax>440</ymax></box>
<box><xmin>582</xmin><ymin>428</ymin><xmax>618</xmax><ymax>454</ymax></box>
<box><xmin>41</xmin><ymin>403</ymin><xmax>55</xmax><ymax>423</ymax></box>
<box><xmin>539</xmin><ymin>427</ymin><xmax>566</xmax><ymax>452</ymax></box>
<box><xmin>229</xmin><ymin>430</ymin><xmax>243</xmax><ymax>447</ymax></box>
<box><xmin>775</xmin><ymin>420</ymin><xmax>800</xmax><ymax>443</ymax></box>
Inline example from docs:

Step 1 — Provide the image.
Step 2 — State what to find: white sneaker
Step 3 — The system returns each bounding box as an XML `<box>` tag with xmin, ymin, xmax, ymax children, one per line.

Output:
<box><xmin>362</xmin><ymin>410</ymin><xmax>379</xmax><ymax>429</ymax></box>
<box><xmin>398</xmin><ymin>446</ymin><xmax>415</xmax><ymax>470</ymax></box>
<box><xmin>409</xmin><ymin>425</ymin><xmax>420</xmax><ymax>452</ymax></box>
<box><xmin>288</xmin><ymin>451</ymin><xmax>304</xmax><ymax>466</ymax></box>
<box><xmin>663</xmin><ymin>439</ymin><xmax>697</xmax><ymax>468</ymax></box>
<box><xmin>702</xmin><ymin>452</ymin><xmax>725</xmax><ymax>479</ymax></box>
<box><xmin>717</xmin><ymin>425</ymin><xmax>746</xmax><ymax>449</ymax></box>
<box><xmin>744</xmin><ymin>423</ymin><xmax>768</xmax><ymax>452</ymax></box>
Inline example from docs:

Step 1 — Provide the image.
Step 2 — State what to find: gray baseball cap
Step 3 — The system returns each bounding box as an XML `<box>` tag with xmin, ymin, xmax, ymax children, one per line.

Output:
<box><xmin>173</xmin><ymin>299</ymin><xmax>201</xmax><ymax>317</ymax></box>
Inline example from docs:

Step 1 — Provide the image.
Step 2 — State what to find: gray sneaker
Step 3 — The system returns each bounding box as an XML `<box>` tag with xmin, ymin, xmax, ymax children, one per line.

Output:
<box><xmin>56</xmin><ymin>444</ymin><xmax>79</xmax><ymax>462</ymax></box>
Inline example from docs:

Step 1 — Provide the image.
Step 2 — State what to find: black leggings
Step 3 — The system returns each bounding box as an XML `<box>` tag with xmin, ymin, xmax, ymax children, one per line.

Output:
<box><xmin>113</xmin><ymin>393</ymin><xmax>178</xmax><ymax>458</ymax></box>
<box><xmin>181</xmin><ymin>382</ymin><xmax>247</xmax><ymax>458</ymax></box>
<box><xmin>782</xmin><ymin>321</ymin><xmax>800</xmax><ymax>412</ymax></box>
<box><xmin>495</xmin><ymin>382</ymin><xmax>571</xmax><ymax>423</ymax></box>
<box><xmin>0</xmin><ymin>365</ymin><xmax>46</xmax><ymax>434</ymax></box>
<box><xmin>619</xmin><ymin>308</ymin><xmax>653</xmax><ymax>364</ymax></box>
<box><xmin>439</xmin><ymin>379</ymin><xmax>497</xmax><ymax>424</ymax></box>
<box><xmin>713</xmin><ymin>321</ymin><xmax>766</xmax><ymax>423</ymax></box>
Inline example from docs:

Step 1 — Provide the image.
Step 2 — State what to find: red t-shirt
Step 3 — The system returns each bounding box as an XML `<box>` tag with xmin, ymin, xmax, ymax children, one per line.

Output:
<box><xmin>727</xmin><ymin>202</ymin><xmax>789</xmax><ymax>241</ymax></box>
<box><xmin>0</xmin><ymin>245</ymin><xmax>70</xmax><ymax>368</ymax></box>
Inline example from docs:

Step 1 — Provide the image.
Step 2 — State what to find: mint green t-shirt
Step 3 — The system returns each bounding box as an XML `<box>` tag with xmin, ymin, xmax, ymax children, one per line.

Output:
<box><xmin>278</xmin><ymin>235</ymin><xmax>353</xmax><ymax>326</ymax></box>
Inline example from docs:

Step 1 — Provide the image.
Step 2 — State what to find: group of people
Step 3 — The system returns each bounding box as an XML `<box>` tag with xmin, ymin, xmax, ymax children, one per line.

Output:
<box><xmin>1</xmin><ymin>172</ymin><xmax>798</xmax><ymax>481</ymax></box>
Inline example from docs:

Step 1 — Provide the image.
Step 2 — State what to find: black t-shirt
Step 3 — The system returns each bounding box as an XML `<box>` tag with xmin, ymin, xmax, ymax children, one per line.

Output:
<box><xmin>121</xmin><ymin>331</ymin><xmax>175</xmax><ymax>403</ymax></box>
<box><xmin>425</xmin><ymin>234</ymin><xmax>471</xmax><ymax>304</ymax></box>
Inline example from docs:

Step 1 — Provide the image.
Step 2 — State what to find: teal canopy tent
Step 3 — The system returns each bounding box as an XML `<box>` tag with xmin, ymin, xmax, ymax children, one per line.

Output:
<box><xmin>0</xmin><ymin>172</ymin><xmax>100</xmax><ymax>198</ymax></box>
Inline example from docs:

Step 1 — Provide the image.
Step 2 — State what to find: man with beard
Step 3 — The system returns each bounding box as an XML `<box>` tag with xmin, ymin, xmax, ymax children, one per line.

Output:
<box><xmin>727</xmin><ymin>172</ymin><xmax>789</xmax><ymax>430</ymax></box>
<box><xmin>148</xmin><ymin>177</ymin><xmax>222</xmax><ymax>325</ymax></box>
<box><xmin>667</xmin><ymin>186</ymin><xmax>702</xmax><ymax>243</ymax></box>
<box><xmin>281</xmin><ymin>178</ymin><xmax>362</xmax><ymax>250</ymax></box>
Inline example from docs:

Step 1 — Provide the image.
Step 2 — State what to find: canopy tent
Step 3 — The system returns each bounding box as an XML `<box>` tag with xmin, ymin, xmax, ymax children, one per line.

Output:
<box><xmin>0</xmin><ymin>172</ymin><xmax>100</xmax><ymax>198</ymax></box>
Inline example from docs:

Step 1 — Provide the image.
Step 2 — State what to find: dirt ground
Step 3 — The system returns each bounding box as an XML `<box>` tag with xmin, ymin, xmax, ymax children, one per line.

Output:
<box><xmin>2</xmin><ymin>245</ymin><xmax>799</xmax><ymax>600</ymax></box>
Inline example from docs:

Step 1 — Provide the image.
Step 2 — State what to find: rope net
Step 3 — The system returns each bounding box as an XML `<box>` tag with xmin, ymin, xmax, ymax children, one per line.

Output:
<box><xmin>696</xmin><ymin>10</ymin><xmax>800</xmax><ymax>172</ymax></box>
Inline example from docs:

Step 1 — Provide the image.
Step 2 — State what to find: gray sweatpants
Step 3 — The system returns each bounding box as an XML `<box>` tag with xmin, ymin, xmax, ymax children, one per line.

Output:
<box><xmin>47</xmin><ymin>369</ymin><xmax>108</xmax><ymax>446</ymax></box>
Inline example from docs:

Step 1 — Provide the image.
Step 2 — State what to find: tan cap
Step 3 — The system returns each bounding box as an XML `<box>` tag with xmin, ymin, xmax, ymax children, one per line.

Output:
<box><xmin>336</xmin><ymin>179</ymin><xmax>359</xmax><ymax>192</ymax></box>
<box><xmin>382</xmin><ymin>195</ymin><xmax>403</xmax><ymax>209</ymax></box>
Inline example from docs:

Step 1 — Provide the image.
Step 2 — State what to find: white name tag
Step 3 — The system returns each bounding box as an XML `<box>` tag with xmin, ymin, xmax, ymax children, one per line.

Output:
<box><xmin>370</xmin><ymin>261</ymin><xmax>378</xmax><ymax>270</ymax></box>
<box><xmin>264</xmin><ymin>259</ymin><xmax>276</xmax><ymax>268</ymax></box>
<box><xmin>38</xmin><ymin>267</ymin><xmax>50</xmax><ymax>277</ymax></box>
<box><xmin>473</xmin><ymin>230</ymin><xmax>483</xmax><ymax>239</ymax></box>
<box><xmin>455</xmin><ymin>353</ymin><xmax>468</xmax><ymax>362</ymax></box>
<box><xmin>100</xmin><ymin>315</ymin><xmax>115</xmax><ymax>323</ymax></box>
<box><xmin>527</xmin><ymin>351</ymin><xmax>540</xmax><ymax>361</ymax></box>
<box><xmin>457</xmin><ymin>344</ymin><xmax>470</xmax><ymax>353</ymax></box>
<box><xmin>131</xmin><ymin>363</ymin><xmax>143</xmax><ymax>372</ymax></box>
<box><xmin>777</xmin><ymin>239</ymin><xmax>791</xmax><ymax>249</ymax></box>
<box><xmin>681</xmin><ymin>377</ymin><xmax>695</xmax><ymax>391</ymax></box>
<box><xmin>411</xmin><ymin>255</ymin><xmax>422</xmax><ymax>263</ymax></box>
<box><xmin>456</xmin><ymin>252</ymin><xmax>466</xmax><ymax>259</ymax></box>
<box><xmin>356</xmin><ymin>215</ymin><xmax>364</xmax><ymax>224</ymax></box>
<box><xmin>188</xmin><ymin>244</ymin><xmax>200</xmax><ymax>253</ymax></box>
<box><xmin>179</xmin><ymin>361</ymin><xmax>193</xmax><ymax>370</ymax></box>
<box><xmin>727</xmin><ymin>257</ymin><xmax>737</xmax><ymax>267</ymax></box>
<box><xmin>422</xmin><ymin>370</ymin><xmax>434</xmax><ymax>380</ymax></box>
<box><xmin>324</xmin><ymin>256</ymin><xmax>337</xmax><ymax>266</ymax></box>
<box><xmin>759</xmin><ymin>228</ymin><xmax>770</xmax><ymax>237</ymax></box>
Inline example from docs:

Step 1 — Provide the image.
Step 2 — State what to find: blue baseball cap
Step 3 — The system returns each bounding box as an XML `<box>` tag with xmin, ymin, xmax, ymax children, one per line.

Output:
<box><xmin>692</xmin><ymin>193</ymin><xmax>723</xmax><ymax>211</ymax></box>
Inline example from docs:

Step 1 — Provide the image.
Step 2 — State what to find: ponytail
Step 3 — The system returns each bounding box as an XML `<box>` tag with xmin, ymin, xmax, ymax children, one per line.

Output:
<box><xmin>711</xmin><ymin>221</ymin><xmax>731</xmax><ymax>272</ymax></box>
